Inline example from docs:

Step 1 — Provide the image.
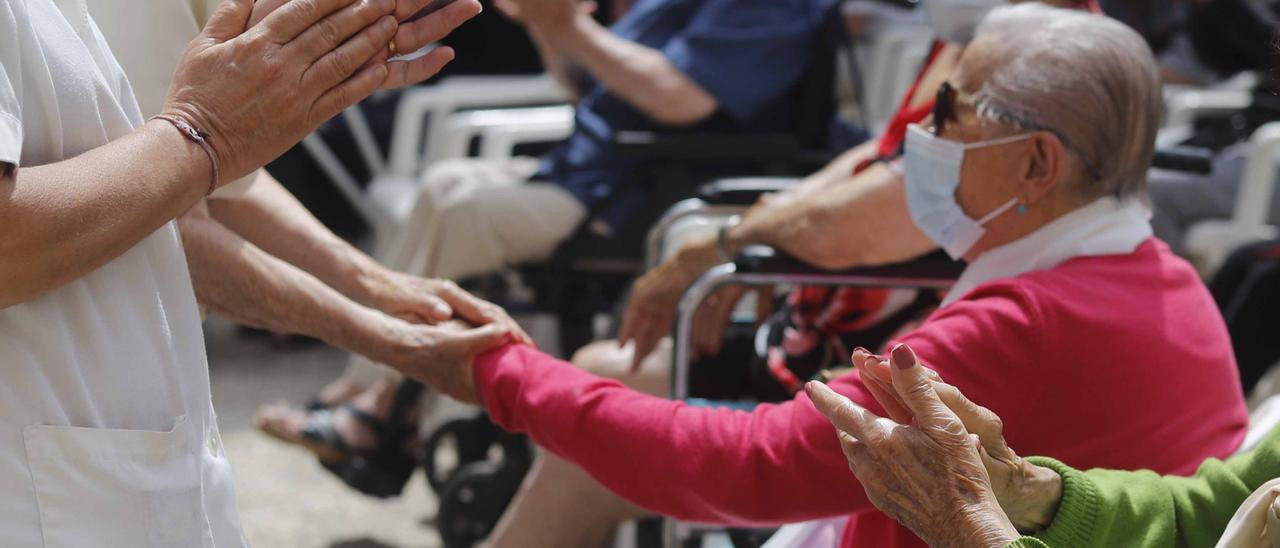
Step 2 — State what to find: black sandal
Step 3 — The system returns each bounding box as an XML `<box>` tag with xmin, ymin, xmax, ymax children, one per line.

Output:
<box><xmin>301</xmin><ymin>381</ymin><xmax>426</xmax><ymax>499</ymax></box>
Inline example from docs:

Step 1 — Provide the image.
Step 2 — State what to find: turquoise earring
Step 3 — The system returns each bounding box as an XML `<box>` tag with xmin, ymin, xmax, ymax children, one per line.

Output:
<box><xmin>1017</xmin><ymin>203</ymin><xmax>1029</xmax><ymax>216</ymax></box>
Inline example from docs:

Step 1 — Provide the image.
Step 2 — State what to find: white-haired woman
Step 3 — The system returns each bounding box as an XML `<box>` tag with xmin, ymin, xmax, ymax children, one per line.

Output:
<box><xmin>377</xmin><ymin>5</ymin><xmax>1248</xmax><ymax>548</ymax></box>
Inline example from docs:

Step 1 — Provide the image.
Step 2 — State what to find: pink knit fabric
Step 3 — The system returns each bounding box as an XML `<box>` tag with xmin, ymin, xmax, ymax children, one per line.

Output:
<box><xmin>475</xmin><ymin>239</ymin><xmax>1248</xmax><ymax>547</ymax></box>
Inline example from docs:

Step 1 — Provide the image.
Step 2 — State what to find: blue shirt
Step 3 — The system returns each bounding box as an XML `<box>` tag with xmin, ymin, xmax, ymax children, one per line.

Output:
<box><xmin>534</xmin><ymin>0</ymin><xmax>833</xmax><ymax>229</ymax></box>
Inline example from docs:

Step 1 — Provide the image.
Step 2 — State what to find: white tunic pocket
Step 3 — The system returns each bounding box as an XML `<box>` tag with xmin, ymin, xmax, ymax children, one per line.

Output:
<box><xmin>22</xmin><ymin>416</ymin><xmax>214</xmax><ymax>548</ymax></box>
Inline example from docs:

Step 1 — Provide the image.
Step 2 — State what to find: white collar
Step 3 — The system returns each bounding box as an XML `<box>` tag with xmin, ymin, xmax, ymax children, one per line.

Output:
<box><xmin>942</xmin><ymin>196</ymin><xmax>1153</xmax><ymax>307</ymax></box>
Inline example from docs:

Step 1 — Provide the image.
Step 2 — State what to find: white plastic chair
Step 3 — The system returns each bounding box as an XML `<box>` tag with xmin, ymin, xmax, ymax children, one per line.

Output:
<box><xmin>1184</xmin><ymin>122</ymin><xmax>1280</xmax><ymax>274</ymax></box>
<box><xmin>853</xmin><ymin>24</ymin><xmax>934</xmax><ymax>132</ymax></box>
<box><xmin>438</xmin><ymin>105</ymin><xmax>575</xmax><ymax>161</ymax></box>
<box><xmin>300</xmin><ymin>75</ymin><xmax>570</xmax><ymax>255</ymax></box>
<box><xmin>391</xmin><ymin>74</ymin><xmax>567</xmax><ymax>175</ymax></box>
<box><xmin>1241</xmin><ymin>394</ymin><xmax>1280</xmax><ymax>454</ymax></box>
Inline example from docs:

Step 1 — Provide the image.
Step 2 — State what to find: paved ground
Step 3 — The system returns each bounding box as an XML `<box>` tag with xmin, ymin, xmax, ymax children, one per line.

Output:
<box><xmin>206</xmin><ymin>319</ymin><xmax>443</xmax><ymax>548</ymax></box>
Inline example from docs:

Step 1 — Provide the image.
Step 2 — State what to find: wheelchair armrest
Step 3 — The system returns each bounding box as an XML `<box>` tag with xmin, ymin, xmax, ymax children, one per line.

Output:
<box><xmin>614</xmin><ymin>130</ymin><xmax>805</xmax><ymax>162</ymax></box>
<box><xmin>696</xmin><ymin>177</ymin><xmax>802</xmax><ymax>205</ymax></box>
<box><xmin>1152</xmin><ymin>146</ymin><xmax>1215</xmax><ymax>174</ymax></box>
<box><xmin>732</xmin><ymin>245</ymin><xmax>965</xmax><ymax>281</ymax></box>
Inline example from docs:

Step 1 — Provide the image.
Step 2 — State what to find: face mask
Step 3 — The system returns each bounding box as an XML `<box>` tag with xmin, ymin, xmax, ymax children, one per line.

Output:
<box><xmin>923</xmin><ymin>0</ymin><xmax>1004</xmax><ymax>44</ymax></box>
<box><xmin>903</xmin><ymin>124</ymin><xmax>1029</xmax><ymax>259</ymax></box>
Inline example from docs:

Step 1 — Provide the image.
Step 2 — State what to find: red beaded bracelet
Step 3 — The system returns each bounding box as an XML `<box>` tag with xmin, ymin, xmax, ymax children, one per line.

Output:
<box><xmin>153</xmin><ymin>114</ymin><xmax>219</xmax><ymax>196</ymax></box>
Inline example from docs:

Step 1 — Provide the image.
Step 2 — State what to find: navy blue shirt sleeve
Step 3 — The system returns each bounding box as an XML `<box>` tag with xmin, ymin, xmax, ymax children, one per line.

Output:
<box><xmin>661</xmin><ymin>0</ymin><xmax>827</xmax><ymax>125</ymax></box>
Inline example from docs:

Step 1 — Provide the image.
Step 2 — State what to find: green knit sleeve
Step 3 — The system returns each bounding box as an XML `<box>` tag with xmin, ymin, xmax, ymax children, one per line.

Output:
<box><xmin>1024</xmin><ymin>425</ymin><xmax>1280</xmax><ymax>548</ymax></box>
<box><xmin>1004</xmin><ymin>538</ymin><xmax>1051</xmax><ymax>548</ymax></box>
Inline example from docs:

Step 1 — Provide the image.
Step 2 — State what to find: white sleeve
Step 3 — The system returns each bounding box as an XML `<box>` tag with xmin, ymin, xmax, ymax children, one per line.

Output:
<box><xmin>0</xmin><ymin>1</ymin><xmax>24</xmax><ymax>167</ymax></box>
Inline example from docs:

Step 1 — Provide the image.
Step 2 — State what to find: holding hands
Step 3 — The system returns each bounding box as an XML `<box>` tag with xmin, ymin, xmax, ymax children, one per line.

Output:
<box><xmin>807</xmin><ymin>344</ymin><xmax>1065</xmax><ymax>546</ymax></box>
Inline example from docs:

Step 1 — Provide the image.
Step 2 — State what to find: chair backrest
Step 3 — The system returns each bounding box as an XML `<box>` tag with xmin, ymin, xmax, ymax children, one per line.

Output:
<box><xmin>787</xmin><ymin>3</ymin><xmax>846</xmax><ymax>150</ymax></box>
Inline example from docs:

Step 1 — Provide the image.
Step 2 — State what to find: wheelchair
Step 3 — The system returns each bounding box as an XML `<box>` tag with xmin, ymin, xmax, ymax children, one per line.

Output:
<box><xmin>649</xmin><ymin>144</ymin><xmax>1224</xmax><ymax>548</ymax></box>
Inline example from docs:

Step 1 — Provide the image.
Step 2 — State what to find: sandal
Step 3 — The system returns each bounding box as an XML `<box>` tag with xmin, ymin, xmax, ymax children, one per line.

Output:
<box><xmin>298</xmin><ymin>381</ymin><xmax>427</xmax><ymax>498</ymax></box>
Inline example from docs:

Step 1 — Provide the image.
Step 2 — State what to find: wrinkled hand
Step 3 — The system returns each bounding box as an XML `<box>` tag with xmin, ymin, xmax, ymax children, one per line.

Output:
<box><xmin>250</xmin><ymin>0</ymin><xmax>480</xmax><ymax>90</ymax></box>
<box><xmin>378</xmin><ymin>319</ymin><xmax>514</xmax><ymax>404</ymax></box>
<box><xmin>806</xmin><ymin>344</ymin><xmax>1021</xmax><ymax>547</ymax></box>
<box><xmin>363</xmin><ymin>271</ymin><xmax>533</xmax><ymax>345</ymax></box>
<box><xmin>164</xmin><ymin>0</ymin><xmax>405</xmax><ymax>185</ymax></box>
<box><xmin>851</xmin><ymin>348</ymin><xmax>1063</xmax><ymax>532</ymax></box>
<box><xmin>618</xmin><ymin>235</ymin><xmax>723</xmax><ymax>371</ymax></box>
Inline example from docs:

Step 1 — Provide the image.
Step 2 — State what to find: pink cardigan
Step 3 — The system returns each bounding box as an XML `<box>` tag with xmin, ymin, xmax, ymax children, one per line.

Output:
<box><xmin>474</xmin><ymin>239</ymin><xmax>1248</xmax><ymax>547</ymax></box>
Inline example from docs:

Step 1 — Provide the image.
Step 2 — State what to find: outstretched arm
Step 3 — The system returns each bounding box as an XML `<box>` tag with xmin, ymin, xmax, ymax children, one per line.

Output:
<box><xmin>197</xmin><ymin>170</ymin><xmax>529</xmax><ymax>337</ymax></box>
<box><xmin>470</xmin><ymin>344</ymin><xmax>879</xmax><ymax>524</ymax></box>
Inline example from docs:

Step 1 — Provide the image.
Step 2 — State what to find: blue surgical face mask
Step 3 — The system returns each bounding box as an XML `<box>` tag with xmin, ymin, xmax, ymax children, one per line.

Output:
<box><xmin>903</xmin><ymin>123</ymin><xmax>1030</xmax><ymax>259</ymax></box>
<box><xmin>923</xmin><ymin>0</ymin><xmax>1004</xmax><ymax>44</ymax></box>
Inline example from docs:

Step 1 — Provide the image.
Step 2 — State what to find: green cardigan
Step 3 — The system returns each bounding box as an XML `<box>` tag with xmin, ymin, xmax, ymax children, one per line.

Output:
<box><xmin>1005</xmin><ymin>425</ymin><xmax>1280</xmax><ymax>547</ymax></box>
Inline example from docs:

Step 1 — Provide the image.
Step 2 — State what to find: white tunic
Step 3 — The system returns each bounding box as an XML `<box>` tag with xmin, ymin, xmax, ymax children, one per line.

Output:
<box><xmin>0</xmin><ymin>0</ymin><xmax>246</xmax><ymax>546</ymax></box>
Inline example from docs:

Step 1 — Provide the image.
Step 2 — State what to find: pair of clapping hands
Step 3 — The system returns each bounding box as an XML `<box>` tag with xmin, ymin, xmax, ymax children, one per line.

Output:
<box><xmin>807</xmin><ymin>345</ymin><xmax>1065</xmax><ymax>547</ymax></box>
<box><xmin>162</xmin><ymin>0</ymin><xmax>482</xmax><ymax>190</ymax></box>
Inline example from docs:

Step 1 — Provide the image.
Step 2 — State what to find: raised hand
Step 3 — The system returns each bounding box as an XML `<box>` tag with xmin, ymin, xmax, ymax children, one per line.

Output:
<box><xmin>850</xmin><ymin>347</ymin><xmax>1063</xmax><ymax>532</ymax></box>
<box><xmin>249</xmin><ymin>0</ymin><xmax>482</xmax><ymax>90</ymax></box>
<box><xmin>163</xmin><ymin>0</ymin><xmax>406</xmax><ymax>185</ymax></box>
<box><xmin>807</xmin><ymin>344</ymin><xmax>1021</xmax><ymax>547</ymax></box>
<box><xmin>618</xmin><ymin>236</ymin><xmax>724</xmax><ymax>371</ymax></box>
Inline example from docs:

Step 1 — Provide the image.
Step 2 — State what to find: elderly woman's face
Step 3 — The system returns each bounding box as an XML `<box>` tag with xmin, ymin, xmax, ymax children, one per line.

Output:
<box><xmin>934</xmin><ymin>48</ymin><xmax>1035</xmax><ymax>252</ymax></box>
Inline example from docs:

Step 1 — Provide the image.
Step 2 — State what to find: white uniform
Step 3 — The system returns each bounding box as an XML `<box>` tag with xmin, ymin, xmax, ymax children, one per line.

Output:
<box><xmin>0</xmin><ymin>0</ymin><xmax>246</xmax><ymax>545</ymax></box>
<box><xmin>88</xmin><ymin>0</ymin><xmax>255</xmax><ymax>197</ymax></box>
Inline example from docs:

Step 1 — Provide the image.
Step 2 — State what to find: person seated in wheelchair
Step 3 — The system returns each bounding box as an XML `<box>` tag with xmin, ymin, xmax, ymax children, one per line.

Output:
<box><xmin>401</xmin><ymin>5</ymin><xmax>1249</xmax><ymax>547</ymax></box>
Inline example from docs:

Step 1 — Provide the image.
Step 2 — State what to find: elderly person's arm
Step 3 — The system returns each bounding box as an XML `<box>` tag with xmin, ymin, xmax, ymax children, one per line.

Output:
<box><xmin>202</xmin><ymin>170</ymin><xmax>525</xmax><ymax>331</ymax></box>
<box><xmin>180</xmin><ymin>204</ymin><xmax>516</xmax><ymax>369</ymax></box>
<box><xmin>502</xmin><ymin>0</ymin><xmax>716</xmax><ymax>126</ymax></box>
<box><xmin>618</xmin><ymin>149</ymin><xmax>936</xmax><ymax>366</ymax></box>
<box><xmin>822</xmin><ymin>345</ymin><xmax>1280</xmax><ymax>548</ymax></box>
<box><xmin>181</xmin><ymin>170</ymin><xmax>527</xmax><ymax>342</ymax></box>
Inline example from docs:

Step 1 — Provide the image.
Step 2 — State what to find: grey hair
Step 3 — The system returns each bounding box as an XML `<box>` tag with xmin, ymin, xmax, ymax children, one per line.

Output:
<box><xmin>968</xmin><ymin>3</ymin><xmax>1162</xmax><ymax>199</ymax></box>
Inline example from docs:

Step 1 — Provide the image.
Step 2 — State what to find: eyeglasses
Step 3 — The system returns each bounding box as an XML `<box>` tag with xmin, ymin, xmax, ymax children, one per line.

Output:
<box><xmin>932</xmin><ymin>82</ymin><xmax>957</xmax><ymax>136</ymax></box>
<box><xmin>931</xmin><ymin>82</ymin><xmax>1102</xmax><ymax>181</ymax></box>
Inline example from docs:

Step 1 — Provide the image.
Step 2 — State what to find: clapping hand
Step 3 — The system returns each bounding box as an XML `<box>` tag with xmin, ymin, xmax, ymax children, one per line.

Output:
<box><xmin>248</xmin><ymin>0</ymin><xmax>482</xmax><ymax>90</ymax></box>
<box><xmin>806</xmin><ymin>344</ymin><xmax>1022</xmax><ymax>547</ymax></box>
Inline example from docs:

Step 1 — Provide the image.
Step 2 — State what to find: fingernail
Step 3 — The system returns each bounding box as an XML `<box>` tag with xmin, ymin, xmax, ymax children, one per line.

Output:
<box><xmin>852</xmin><ymin>347</ymin><xmax>869</xmax><ymax>358</ymax></box>
<box><xmin>804</xmin><ymin>380</ymin><xmax>818</xmax><ymax>394</ymax></box>
<box><xmin>891</xmin><ymin>344</ymin><xmax>916</xmax><ymax>370</ymax></box>
<box><xmin>382</xmin><ymin>15</ymin><xmax>398</xmax><ymax>32</ymax></box>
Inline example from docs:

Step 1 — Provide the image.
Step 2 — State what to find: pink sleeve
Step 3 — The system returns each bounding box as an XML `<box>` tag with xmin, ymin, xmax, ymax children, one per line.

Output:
<box><xmin>473</xmin><ymin>344</ymin><xmax>881</xmax><ymax>525</ymax></box>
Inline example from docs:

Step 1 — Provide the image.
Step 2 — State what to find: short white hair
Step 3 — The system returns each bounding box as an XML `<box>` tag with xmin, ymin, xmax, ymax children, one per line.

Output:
<box><xmin>969</xmin><ymin>3</ymin><xmax>1162</xmax><ymax>199</ymax></box>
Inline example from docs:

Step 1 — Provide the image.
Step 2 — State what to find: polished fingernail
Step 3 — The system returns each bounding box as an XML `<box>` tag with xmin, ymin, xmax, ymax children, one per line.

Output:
<box><xmin>891</xmin><ymin>343</ymin><xmax>916</xmax><ymax>370</ymax></box>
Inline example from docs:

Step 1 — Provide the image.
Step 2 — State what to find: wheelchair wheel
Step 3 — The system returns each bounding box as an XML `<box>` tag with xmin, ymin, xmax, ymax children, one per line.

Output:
<box><xmin>435</xmin><ymin>459</ymin><xmax>530</xmax><ymax>548</ymax></box>
<box><xmin>422</xmin><ymin>415</ymin><xmax>505</xmax><ymax>494</ymax></box>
